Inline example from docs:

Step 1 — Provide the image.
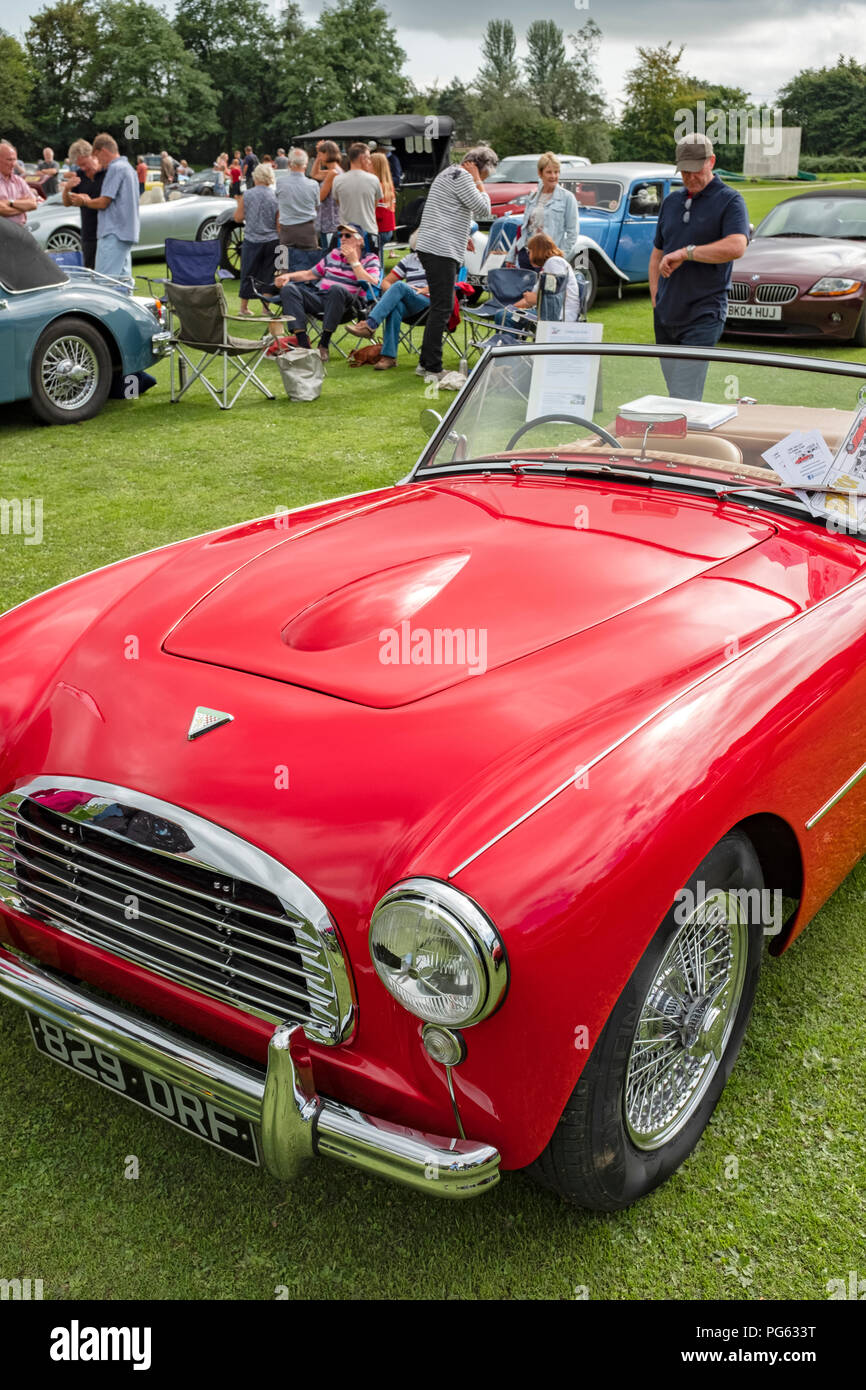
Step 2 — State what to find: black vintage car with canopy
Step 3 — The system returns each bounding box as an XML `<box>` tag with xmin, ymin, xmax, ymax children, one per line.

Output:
<box><xmin>217</xmin><ymin>114</ymin><xmax>455</xmax><ymax>276</ymax></box>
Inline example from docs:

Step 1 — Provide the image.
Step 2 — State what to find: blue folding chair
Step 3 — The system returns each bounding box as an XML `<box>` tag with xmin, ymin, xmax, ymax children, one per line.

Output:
<box><xmin>462</xmin><ymin>267</ymin><xmax>538</xmax><ymax>360</ymax></box>
<box><xmin>48</xmin><ymin>250</ymin><xmax>84</xmax><ymax>269</ymax></box>
<box><xmin>164</xmin><ymin>238</ymin><xmax>233</xmax><ymax>286</ymax></box>
<box><xmin>480</xmin><ymin>216</ymin><xmax>524</xmax><ymax>268</ymax></box>
<box><xmin>252</xmin><ymin>247</ymin><xmax>322</xmax><ymax>348</ymax></box>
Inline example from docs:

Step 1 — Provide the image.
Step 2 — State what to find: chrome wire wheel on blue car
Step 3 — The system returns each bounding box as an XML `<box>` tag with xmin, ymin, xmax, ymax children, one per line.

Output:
<box><xmin>40</xmin><ymin>335</ymin><xmax>100</xmax><ymax>410</ymax></box>
<box><xmin>30</xmin><ymin>316</ymin><xmax>112</xmax><ymax>424</ymax></box>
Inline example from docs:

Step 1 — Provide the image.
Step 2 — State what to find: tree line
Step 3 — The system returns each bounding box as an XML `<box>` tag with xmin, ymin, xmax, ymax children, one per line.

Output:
<box><xmin>1</xmin><ymin>3</ymin><xmax>864</xmax><ymax>167</ymax></box>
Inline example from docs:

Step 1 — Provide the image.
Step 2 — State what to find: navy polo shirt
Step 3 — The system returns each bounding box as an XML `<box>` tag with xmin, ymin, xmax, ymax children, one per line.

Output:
<box><xmin>654</xmin><ymin>175</ymin><xmax>750</xmax><ymax>328</ymax></box>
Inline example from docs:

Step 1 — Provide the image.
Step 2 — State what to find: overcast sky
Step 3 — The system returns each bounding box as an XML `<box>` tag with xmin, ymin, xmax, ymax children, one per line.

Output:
<box><xmin>3</xmin><ymin>0</ymin><xmax>864</xmax><ymax>112</ymax></box>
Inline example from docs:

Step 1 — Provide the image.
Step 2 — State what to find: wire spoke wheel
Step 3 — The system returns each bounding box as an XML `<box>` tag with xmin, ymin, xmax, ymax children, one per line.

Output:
<box><xmin>40</xmin><ymin>335</ymin><xmax>100</xmax><ymax>411</ymax></box>
<box><xmin>624</xmin><ymin>889</ymin><xmax>749</xmax><ymax>1150</ymax></box>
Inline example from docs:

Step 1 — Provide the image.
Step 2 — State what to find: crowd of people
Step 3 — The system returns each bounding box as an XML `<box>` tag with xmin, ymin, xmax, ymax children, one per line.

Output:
<box><xmin>224</xmin><ymin>138</ymin><xmax>508</xmax><ymax>373</ymax></box>
<box><xmin>12</xmin><ymin>125</ymin><xmax>731</xmax><ymax>385</ymax></box>
<box><xmin>0</xmin><ymin>130</ymin><xmax>595</xmax><ymax>378</ymax></box>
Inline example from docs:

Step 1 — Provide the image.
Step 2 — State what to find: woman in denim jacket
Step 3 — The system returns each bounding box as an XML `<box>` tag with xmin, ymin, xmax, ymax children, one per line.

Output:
<box><xmin>512</xmin><ymin>154</ymin><xmax>579</xmax><ymax>265</ymax></box>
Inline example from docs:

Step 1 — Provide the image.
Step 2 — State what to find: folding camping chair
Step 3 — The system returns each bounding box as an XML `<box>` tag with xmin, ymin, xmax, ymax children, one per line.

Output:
<box><xmin>252</xmin><ymin>246</ymin><xmax>321</xmax><ymax>351</ymax></box>
<box><xmin>257</xmin><ymin>248</ymin><xmax>383</xmax><ymax>360</ymax></box>
<box><xmin>461</xmin><ymin>267</ymin><xmax>538</xmax><ymax>362</ymax></box>
<box><xmin>155</xmin><ymin>238</ymin><xmax>297</xmax><ymax>407</ymax></box>
<box><xmin>162</xmin><ymin>280</ymin><xmax>281</xmax><ymax>407</ymax></box>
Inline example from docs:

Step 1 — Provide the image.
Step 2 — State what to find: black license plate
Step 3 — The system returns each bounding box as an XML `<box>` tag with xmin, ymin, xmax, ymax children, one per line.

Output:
<box><xmin>27</xmin><ymin>1013</ymin><xmax>259</xmax><ymax>1164</ymax></box>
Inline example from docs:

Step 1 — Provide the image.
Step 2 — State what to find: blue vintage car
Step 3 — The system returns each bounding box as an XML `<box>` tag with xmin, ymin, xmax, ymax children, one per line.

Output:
<box><xmin>0</xmin><ymin>219</ymin><xmax>169</xmax><ymax>425</ymax></box>
<box><xmin>482</xmin><ymin>162</ymin><xmax>684</xmax><ymax>310</ymax></box>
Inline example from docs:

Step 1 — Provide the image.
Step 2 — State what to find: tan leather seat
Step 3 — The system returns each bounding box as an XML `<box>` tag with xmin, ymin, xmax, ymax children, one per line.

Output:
<box><xmin>593</xmin><ymin>424</ymin><xmax>744</xmax><ymax>467</ymax></box>
<box><xmin>649</xmin><ymin>431</ymin><xmax>743</xmax><ymax>466</ymax></box>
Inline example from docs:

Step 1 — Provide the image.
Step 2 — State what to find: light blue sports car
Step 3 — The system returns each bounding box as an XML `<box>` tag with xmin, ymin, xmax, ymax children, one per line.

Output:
<box><xmin>0</xmin><ymin>218</ymin><xmax>170</xmax><ymax>425</ymax></box>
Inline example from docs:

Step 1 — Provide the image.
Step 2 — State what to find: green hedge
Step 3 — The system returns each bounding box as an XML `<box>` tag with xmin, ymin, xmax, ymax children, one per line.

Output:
<box><xmin>798</xmin><ymin>155</ymin><xmax>866</xmax><ymax>173</ymax></box>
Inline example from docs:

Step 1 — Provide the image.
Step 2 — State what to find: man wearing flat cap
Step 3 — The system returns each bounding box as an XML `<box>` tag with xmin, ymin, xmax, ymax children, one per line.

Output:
<box><xmin>649</xmin><ymin>133</ymin><xmax>749</xmax><ymax>399</ymax></box>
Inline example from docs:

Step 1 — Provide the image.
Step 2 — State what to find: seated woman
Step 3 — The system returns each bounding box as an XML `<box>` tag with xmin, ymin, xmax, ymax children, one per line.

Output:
<box><xmin>511</xmin><ymin>232</ymin><xmax>582</xmax><ymax>322</ymax></box>
<box><xmin>344</xmin><ymin>232</ymin><xmax>429</xmax><ymax>370</ymax></box>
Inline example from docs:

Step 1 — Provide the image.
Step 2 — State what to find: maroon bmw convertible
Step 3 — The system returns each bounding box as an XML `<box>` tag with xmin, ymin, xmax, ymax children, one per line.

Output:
<box><xmin>724</xmin><ymin>189</ymin><xmax>866</xmax><ymax>345</ymax></box>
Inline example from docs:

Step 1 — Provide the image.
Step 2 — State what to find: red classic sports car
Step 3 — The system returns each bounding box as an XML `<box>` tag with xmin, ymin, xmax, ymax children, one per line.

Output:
<box><xmin>724</xmin><ymin>189</ymin><xmax>866</xmax><ymax>345</ymax></box>
<box><xmin>3</xmin><ymin>342</ymin><xmax>866</xmax><ymax>1211</ymax></box>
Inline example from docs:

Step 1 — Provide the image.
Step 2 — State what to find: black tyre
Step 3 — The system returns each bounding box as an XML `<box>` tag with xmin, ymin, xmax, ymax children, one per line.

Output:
<box><xmin>852</xmin><ymin>305</ymin><xmax>866</xmax><ymax>348</ymax></box>
<box><xmin>196</xmin><ymin>216</ymin><xmax>220</xmax><ymax>243</ymax></box>
<box><xmin>582</xmin><ymin>256</ymin><xmax>598</xmax><ymax>312</ymax></box>
<box><xmin>45</xmin><ymin>227</ymin><xmax>83</xmax><ymax>255</ymax></box>
<box><xmin>220</xmin><ymin>220</ymin><xmax>243</xmax><ymax>277</ymax></box>
<box><xmin>29</xmin><ymin>315</ymin><xmax>112</xmax><ymax>425</ymax></box>
<box><xmin>529</xmin><ymin>831</ymin><xmax>764</xmax><ymax>1210</ymax></box>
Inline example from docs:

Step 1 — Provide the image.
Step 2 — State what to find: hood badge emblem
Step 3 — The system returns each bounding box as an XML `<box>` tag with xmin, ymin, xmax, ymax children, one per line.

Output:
<box><xmin>187</xmin><ymin>707</ymin><xmax>234</xmax><ymax>741</ymax></box>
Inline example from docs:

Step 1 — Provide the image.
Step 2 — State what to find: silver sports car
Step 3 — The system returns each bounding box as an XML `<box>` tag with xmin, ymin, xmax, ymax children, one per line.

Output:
<box><xmin>25</xmin><ymin>191</ymin><xmax>229</xmax><ymax>258</ymax></box>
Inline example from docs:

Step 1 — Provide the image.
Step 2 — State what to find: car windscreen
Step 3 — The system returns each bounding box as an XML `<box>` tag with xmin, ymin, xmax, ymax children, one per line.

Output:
<box><xmin>0</xmin><ymin>217</ymin><xmax>67</xmax><ymax>290</ymax></box>
<box><xmin>757</xmin><ymin>196</ymin><xmax>866</xmax><ymax>239</ymax></box>
<box><xmin>563</xmin><ymin>180</ymin><xmax>624</xmax><ymax>213</ymax></box>
<box><xmin>486</xmin><ymin>159</ymin><xmax>541</xmax><ymax>184</ymax></box>
<box><xmin>418</xmin><ymin>347</ymin><xmax>866</xmax><ymax>527</ymax></box>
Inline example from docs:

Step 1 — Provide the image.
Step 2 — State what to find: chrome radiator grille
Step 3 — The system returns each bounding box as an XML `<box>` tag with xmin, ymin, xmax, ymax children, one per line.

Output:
<box><xmin>755</xmin><ymin>283</ymin><xmax>798</xmax><ymax>304</ymax></box>
<box><xmin>728</xmin><ymin>281</ymin><xmax>749</xmax><ymax>302</ymax></box>
<box><xmin>0</xmin><ymin>780</ymin><xmax>354</xmax><ymax>1044</ymax></box>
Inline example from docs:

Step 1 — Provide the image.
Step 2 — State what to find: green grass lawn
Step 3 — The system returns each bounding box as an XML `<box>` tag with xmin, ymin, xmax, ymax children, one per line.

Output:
<box><xmin>1</xmin><ymin>229</ymin><xmax>866</xmax><ymax>1301</ymax></box>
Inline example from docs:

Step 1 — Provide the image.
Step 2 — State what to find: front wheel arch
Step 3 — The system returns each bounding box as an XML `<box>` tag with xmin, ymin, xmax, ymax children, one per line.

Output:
<box><xmin>526</xmin><ymin>829</ymin><xmax>766</xmax><ymax>1210</ymax></box>
<box><xmin>28</xmin><ymin>314</ymin><xmax>116</xmax><ymax>424</ymax></box>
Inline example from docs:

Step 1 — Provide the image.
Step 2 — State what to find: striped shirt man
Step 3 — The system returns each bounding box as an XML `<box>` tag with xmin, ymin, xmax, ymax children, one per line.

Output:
<box><xmin>391</xmin><ymin>252</ymin><xmax>428</xmax><ymax>290</ymax></box>
<box><xmin>314</xmin><ymin>248</ymin><xmax>381</xmax><ymax>298</ymax></box>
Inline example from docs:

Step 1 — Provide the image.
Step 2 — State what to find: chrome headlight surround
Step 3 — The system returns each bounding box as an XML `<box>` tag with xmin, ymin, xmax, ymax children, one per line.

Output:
<box><xmin>369</xmin><ymin>877</ymin><xmax>508</xmax><ymax>1027</ymax></box>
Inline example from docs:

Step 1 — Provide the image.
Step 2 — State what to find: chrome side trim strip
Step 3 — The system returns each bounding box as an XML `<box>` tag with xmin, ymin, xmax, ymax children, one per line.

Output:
<box><xmin>805</xmin><ymin>757</ymin><xmax>866</xmax><ymax>829</ymax></box>
<box><xmin>448</xmin><ymin>565</ymin><xmax>866</xmax><ymax>878</ymax></box>
<box><xmin>0</xmin><ymin>946</ymin><xmax>500</xmax><ymax>1199</ymax></box>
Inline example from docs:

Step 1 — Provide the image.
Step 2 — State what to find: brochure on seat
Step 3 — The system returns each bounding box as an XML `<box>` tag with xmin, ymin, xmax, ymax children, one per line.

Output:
<box><xmin>618</xmin><ymin>395</ymin><xmax>738</xmax><ymax>430</ymax></box>
<box><xmin>759</xmin><ymin>407</ymin><xmax>866</xmax><ymax>525</ymax></box>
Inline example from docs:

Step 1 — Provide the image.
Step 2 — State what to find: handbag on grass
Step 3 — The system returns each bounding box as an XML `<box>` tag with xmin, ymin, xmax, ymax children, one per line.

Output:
<box><xmin>276</xmin><ymin>347</ymin><xmax>324</xmax><ymax>401</ymax></box>
<box><xmin>348</xmin><ymin>343</ymin><xmax>382</xmax><ymax>367</ymax></box>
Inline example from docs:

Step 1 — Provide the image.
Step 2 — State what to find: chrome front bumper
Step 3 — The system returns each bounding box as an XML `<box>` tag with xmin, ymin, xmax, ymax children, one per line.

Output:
<box><xmin>0</xmin><ymin>945</ymin><xmax>500</xmax><ymax>1198</ymax></box>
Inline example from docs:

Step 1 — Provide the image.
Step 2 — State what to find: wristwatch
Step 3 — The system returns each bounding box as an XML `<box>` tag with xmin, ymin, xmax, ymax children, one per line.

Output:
<box><xmin>686</xmin><ymin>244</ymin><xmax>697</xmax><ymax>261</ymax></box>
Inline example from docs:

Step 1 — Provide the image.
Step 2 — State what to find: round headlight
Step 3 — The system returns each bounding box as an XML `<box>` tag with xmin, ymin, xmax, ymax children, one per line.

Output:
<box><xmin>369</xmin><ymin>878</ymin><xmax>507</xmax><ymax>1026</ymax></box>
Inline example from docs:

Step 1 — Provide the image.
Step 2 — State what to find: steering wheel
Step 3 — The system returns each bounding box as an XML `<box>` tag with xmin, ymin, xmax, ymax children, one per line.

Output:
<box><xmin>505</xmin><ymin>413</ymin><xmax>620</xmax><ymax>451</ymax></box>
